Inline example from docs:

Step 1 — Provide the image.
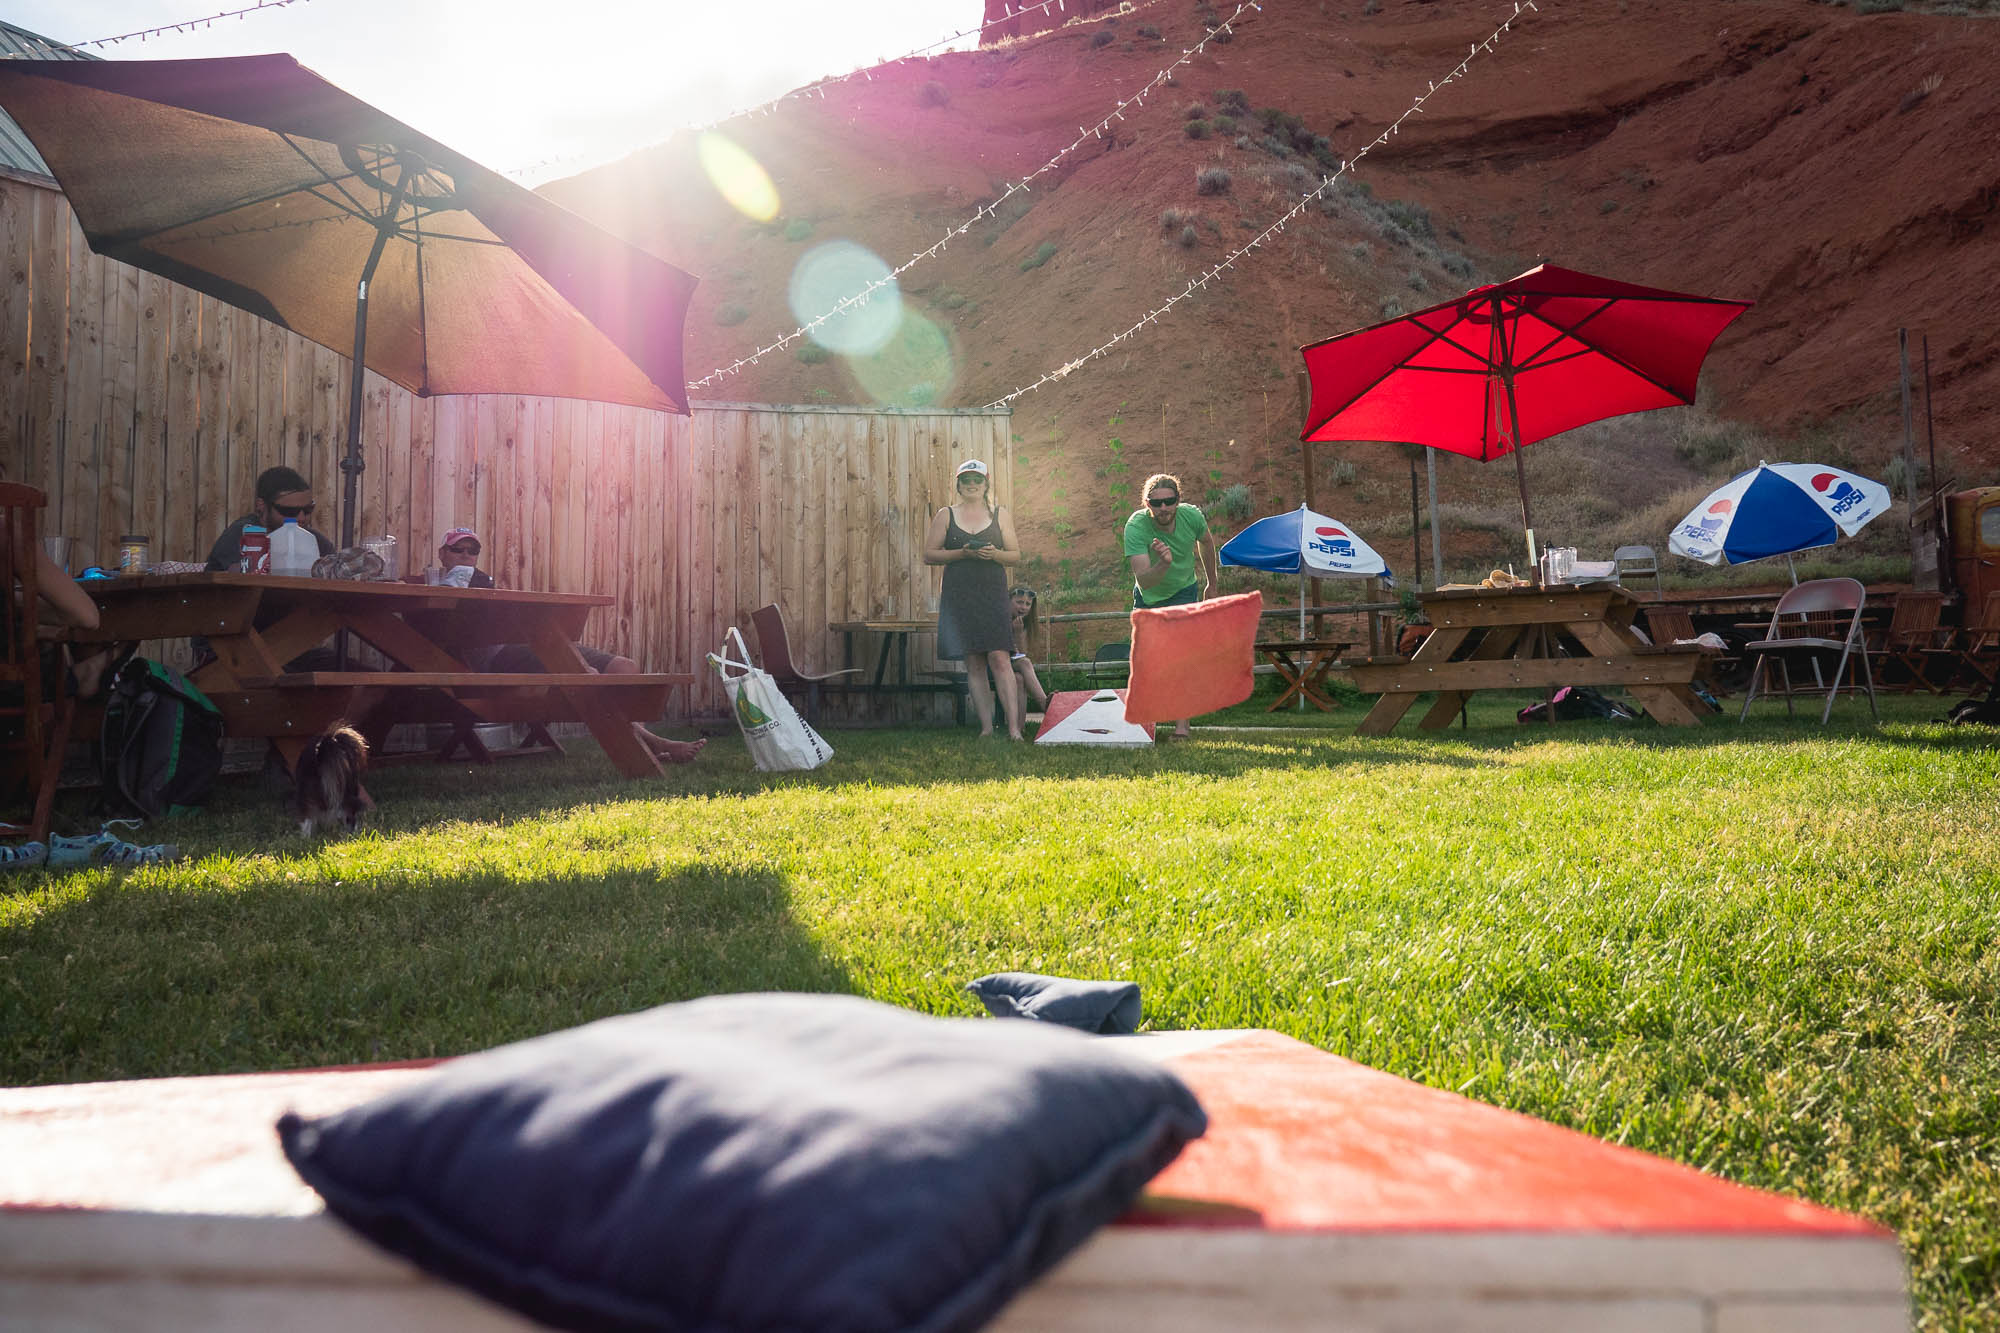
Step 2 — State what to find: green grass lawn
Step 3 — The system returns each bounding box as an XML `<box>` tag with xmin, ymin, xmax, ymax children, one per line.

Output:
<box><xmin>3</xmin><ymin>691</ymin><xmax>1996</xmax><ymax>1330</ymax></box>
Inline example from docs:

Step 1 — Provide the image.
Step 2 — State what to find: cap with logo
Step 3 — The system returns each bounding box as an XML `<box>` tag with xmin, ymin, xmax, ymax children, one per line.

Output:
<box><xmin>954</xmin><ymin>459</ymin><xmax>989</xmax><ymax>479</ymax></box>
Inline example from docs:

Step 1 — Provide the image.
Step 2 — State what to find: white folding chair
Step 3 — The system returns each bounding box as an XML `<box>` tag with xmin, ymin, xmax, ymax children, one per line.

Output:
<box><xmin>1611</xmin><ymin>544</ymin><xmax>1663</xmax><ymax>598</ymax></box>
<box><xmin>1738</xmin><ymin>578</ymin><xmax>1877</xmax><ymax>724</ymax></box>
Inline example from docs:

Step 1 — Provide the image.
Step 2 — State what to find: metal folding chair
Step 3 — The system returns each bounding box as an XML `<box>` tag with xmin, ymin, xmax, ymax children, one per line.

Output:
<box><xmin>1738</xmin><ymin>577</ymin><xmax>1876</xmax><ymax>724</ymax></box>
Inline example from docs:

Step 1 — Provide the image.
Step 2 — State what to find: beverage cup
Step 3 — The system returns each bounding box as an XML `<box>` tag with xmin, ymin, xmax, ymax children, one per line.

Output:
<box><xmin>41</xmin><ymin>535</ymin><xmax>71</xmax><ymax>573</ymax></box>
<box><xmin>424</xmin><ymin>565</ymin><xmax>445</xmax><ymax>586</ymax></box>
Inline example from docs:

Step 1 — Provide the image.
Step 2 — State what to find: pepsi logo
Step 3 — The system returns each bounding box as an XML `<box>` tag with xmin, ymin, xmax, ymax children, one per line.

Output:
<box><xmin>1314</xmin><ymin>525</ymin><xmax>1346</xmax><ymax>537</ymax></box>
<box><xmin>1707</xmin><ymin>499</ymin><xmax>1734</xmax><ymax>515</ymax></box>
<box><xmin>1812</xmin><ymin>472</ymin><xmax>1837</xmax><ymax>492</ymax></box>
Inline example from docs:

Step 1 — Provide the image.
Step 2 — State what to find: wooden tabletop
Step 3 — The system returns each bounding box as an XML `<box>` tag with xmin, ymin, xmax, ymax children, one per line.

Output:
<box><xmin>829</xmin><ymin>619</ymin><xmax>936</xmax><ymax>634</ymax></box>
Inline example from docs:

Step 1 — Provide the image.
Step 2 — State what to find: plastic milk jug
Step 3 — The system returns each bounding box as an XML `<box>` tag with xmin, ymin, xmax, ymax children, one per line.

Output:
<box><xmin>271</xmin><ymin>517</ymin><xmax>316</xmax><ymax>577</ymax></box>
<box><xmin>238</xmin><ymin>523</ymin><xmax>270</xmax><ymax>574</ymax></box>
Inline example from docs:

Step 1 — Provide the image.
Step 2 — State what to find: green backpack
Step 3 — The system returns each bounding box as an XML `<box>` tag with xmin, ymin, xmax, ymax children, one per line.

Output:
<box><xmin>98</xmin><ymin>658</ymin><xmax>224</xmax><ymax>820</ymax></box>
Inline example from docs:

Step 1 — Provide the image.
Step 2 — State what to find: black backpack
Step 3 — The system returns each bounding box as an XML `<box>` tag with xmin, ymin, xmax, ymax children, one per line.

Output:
<box><xmin>99</xmin><ymin>657</ymin><xmax>224</xmax><ymax>819</ymax></box>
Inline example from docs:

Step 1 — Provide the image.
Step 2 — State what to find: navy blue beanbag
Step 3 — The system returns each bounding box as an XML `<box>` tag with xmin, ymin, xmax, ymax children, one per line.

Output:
<box><xmin>277</xmin><ymin>992</ymin><xmax>1205</xmax><ymax>1333</ymax></box>
<box><xmin>965</xmin><ymin>972</ymin><xmax>1144</xmax><ymax>1035</ymax></box>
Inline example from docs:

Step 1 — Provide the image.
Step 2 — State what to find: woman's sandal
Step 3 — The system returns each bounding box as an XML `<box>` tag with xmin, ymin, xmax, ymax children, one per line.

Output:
<box><xmin>0</xmin><ymin>842</ymin><xmax>49</xmax><ymax>871</ymax></box>
<box><xmin>46</xmin><ymin>822</ymin><xmax>180</xmax><ymax>869</ymax></box>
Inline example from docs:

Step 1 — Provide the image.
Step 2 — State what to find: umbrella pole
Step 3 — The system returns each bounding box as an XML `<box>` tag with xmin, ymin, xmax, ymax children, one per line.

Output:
<box><xmin>1503</xmin><ymin>371</ymin><xmax>1534</xmax><ymax>549</ymax></box>
<box><xmin>339</xmin><ymin>173</ymin><xmax>416</xmax><ymax>550</ymax></box>
<box><xmin>1297</xmin><ymin>565</ymin><xmax>1306</xmax><ymax>711</ymax></box>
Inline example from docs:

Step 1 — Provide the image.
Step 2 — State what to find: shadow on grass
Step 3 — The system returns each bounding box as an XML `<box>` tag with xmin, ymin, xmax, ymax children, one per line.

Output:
<box><xmin>0</xmin><ymin>863</ymin><xmax>851</xmax><ymax>1087</ymax></box>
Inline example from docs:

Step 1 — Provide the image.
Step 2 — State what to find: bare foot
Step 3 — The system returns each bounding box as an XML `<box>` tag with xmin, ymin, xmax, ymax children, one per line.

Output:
<box><xmin>640</xmin><ymin>731</ymin><xmax>707</xmax><ymax>764</ymax></box>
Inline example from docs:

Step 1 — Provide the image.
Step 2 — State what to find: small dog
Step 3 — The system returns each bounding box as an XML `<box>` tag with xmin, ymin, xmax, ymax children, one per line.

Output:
<box><xmin>293</xmin><ymin>724</ymin><xmax>373</xmax><ymax>836</ymax></box>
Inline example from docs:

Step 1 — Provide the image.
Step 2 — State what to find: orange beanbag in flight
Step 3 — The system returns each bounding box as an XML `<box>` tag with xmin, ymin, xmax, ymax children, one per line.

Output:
<box><xmin>1122</xmin><ymin>590</ymin><xmax>1263</xmax><ymax>724</ymax></box>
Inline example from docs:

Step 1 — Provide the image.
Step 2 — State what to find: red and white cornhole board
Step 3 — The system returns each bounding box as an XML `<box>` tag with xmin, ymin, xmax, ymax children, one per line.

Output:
<box><xmin>1035</xmin><ymin>689</ymin><xmax>1155</xmax><ymax>746</ymax></box>
<box><xmin>0</xmin><ymin>1031</ymin><xmax>1909</xmax><ymax>1331</ymax></box>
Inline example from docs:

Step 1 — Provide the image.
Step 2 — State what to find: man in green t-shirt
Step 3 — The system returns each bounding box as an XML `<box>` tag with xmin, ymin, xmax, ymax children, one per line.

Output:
<box><xmin>1121</xmin><ymin>472</ymin><xmax>1221</xmax><ymax>739</ymax></box>
<box><xmin>1123</xmin><ymin>472</ymin><xmax>1220</xmax><ymax>609</ymax></box>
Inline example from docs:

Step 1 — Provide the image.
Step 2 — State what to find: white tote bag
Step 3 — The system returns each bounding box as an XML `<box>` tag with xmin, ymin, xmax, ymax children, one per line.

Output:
<box><xmin>706</xmin><ymin>627</ymin><xmax>835</xmax><ymax>772</ymax></box>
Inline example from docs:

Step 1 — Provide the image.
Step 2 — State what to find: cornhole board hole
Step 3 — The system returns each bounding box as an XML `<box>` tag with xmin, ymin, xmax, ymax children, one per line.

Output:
<box><xmin>1035</xmin><ymin>688</ymin><xmax>1155</xmax><ymax>746</ymax></box>
<box><xmin>0</xmin><ymin>1031</ymin><xmax>1908</xmax><ymax>1332</ymax></box>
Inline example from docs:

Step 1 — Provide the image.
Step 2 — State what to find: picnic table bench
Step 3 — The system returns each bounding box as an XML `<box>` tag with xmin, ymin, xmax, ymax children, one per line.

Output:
<box><xmin>1348</xmin><ymin>584</ymin><xmax>1713</xmax><ymax>734</ymax></box>
<box><xmin>67</xmin><ymin>573</ymin><xmax>692</xmax><ymax>779</ymax></box>
<box><xmin>0</xmin><ymin>1029</ymin><xmax>1908</xmax><ymax>1330</ymax></box>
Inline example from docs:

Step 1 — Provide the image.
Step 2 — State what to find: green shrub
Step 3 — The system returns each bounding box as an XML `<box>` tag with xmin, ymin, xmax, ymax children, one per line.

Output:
<box><xmin>1216</xmin><ymin>89</ymin><xmax>1251</xmax><ymax>116</ymax></box>
<box><xmin>916</xmin><ymin>81</ymin><xmax>949</xmax><ymax>108</ymax></box>
<box><xmin>713</xmin><ymin>303</ymin><xmax>750</xmax><ymax>326</ymax></box>
<box><xmin>1185</xmin><ymin>119</ymin><xmax>1210</xmax><ymax>140</ymax></box>
<box><xmin>1210</xmin><ymin>26</ymin><xmax>1232</xmax><ymax>43</ymax></box>
<box><xmin>796</xmin><ymin>341</ymin><xmax>831</xmax><ymax>364</ymax></box>
<box><xmin>1020</xmin><ymin>241</ymin><xmax>1058</xmax><ymax>271</ymax></box>
<box><xmin>1196</xmin><ymin>166</ymin><xmax>1232</xmax><ymax>195</ymax></box>
<box><xmin>1179</xmin><ymin>224</ymin><xmax>1200</xmax><ymax>248</ymax></box>
<box><xmin>1160</xmin><ymin>206</ymin><xmax>1190</xmax><ymax>232</ymax></box>
<box><xmin>1331</xmin><ymin>460</ymin><xmax>1358</xmax><ymax>486</ymax></box>
<box><xmin>1218</xmin><ymin>483</ymin><xmax>1253</xmax><ymax>522</ymax></box>
<box><xmin>1385</xmin><ymin>200</ymin><xmax>1434</xmax><ymax>239</ymax></box>
<box><xmin>783</xmin><ymin>217</ymin><xmax>813</xmax><ymax>242</ymax></box>
<box><xmin>1185</xmin><ymin>102</ymin><xmax>1207</xmax><ymax>120</ymax></box>
<box><xmin>1136</xmin><ymin>24</ymin><xmax>1161</xmax><ymax>38</ymax></box>
<box><xmin>1089</xmin><ymin>29</ymin><xmax>1114</xmax><ymax>48</ymax></box>
<box><xmin>1212</xmin><ymin>114</ymin><xmax>1236</xmax><ymax>134</ymax></box>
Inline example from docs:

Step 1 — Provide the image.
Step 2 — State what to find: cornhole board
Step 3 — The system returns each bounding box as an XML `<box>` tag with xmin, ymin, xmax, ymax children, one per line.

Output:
<box><xmin>0</xmin><ymin>1031</ymin><xmax>1908</xmax><ymax>1332</ymax></box>
<box><xmin>1035</xmin><ymin>688</ymin><xmax>1154</xmax><ymax>746</ymax></box>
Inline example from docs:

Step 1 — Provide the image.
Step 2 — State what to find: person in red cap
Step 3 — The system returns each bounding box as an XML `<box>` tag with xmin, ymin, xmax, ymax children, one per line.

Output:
<box><xmin>434</xmin><ymin>526</ymin><xmax>705</xmax><ymax>765</ymax></box>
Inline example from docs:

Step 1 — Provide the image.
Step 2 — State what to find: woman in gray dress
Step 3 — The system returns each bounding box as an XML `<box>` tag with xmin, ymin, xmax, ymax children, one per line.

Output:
<box><xmin>923</xmin><ymin>459</ymin><xmax>1025</xmax><ymax>739</ymax></box>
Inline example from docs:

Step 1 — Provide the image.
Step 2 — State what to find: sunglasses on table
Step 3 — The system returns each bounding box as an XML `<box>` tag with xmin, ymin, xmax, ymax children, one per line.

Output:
<box><xmin>1147</xmin><ymin>495</ymin><xmax>1180</xmax><ymax>509</ymax></box>
<box><xmin>273</xmin><ymin>502</ymin><xmax>316</xmax><ymax>518</ymax></box>
<box><xmin>446</xmin><ymin>541</ymin><xmax>481</xmax><ymax>556</ymax></box>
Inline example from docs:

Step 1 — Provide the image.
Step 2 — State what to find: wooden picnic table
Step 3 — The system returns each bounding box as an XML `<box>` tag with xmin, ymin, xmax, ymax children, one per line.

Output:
<box><xmin>1254</xmin><ymin>638</ymin><xmax>1352</xmax><ymax>711</ymax></box>
<box><xmin>828</xmin><ymin>618</ymin><xmax>971</xmax><ymax>723</ymax></box>
<box><xmin>1346</xmin><ymin>584</ymin><xmax>1712</xmax><ymax>735</ymax></box>
<box><xmin>67</xmin><ymin>572</ymin><xmax>691</xmax><ymax>779</ymax></box>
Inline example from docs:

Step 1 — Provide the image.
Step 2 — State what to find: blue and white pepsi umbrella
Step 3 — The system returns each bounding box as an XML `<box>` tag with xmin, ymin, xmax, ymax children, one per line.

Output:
<box><xmin>1668</xmin><ymin>462</ymin><xmax>1893</xmax><ymax>579</ymax></box>
<box><xmin>1221</xmin><ymin>505</ymin><xmax>1389</xmax><ymax>639</ymax></box>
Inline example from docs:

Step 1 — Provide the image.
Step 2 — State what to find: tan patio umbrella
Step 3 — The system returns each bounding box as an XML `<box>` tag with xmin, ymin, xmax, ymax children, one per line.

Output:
<box><xmin>0</xmin><ymin>55</ymin><xmax>699</xmax><ymax>546</ymax></box>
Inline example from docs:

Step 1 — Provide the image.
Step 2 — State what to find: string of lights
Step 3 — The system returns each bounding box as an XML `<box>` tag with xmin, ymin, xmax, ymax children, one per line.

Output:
<box><xmin>985</xmin><ymin>0</ymin><xmax>1538</xmax><ymax>409</ymax></box>
<box><xmin>503</xmin><ymin>0</ymin><xmax>1185</xmax><ymax>183</ymax></box>
<box><xmin>3</xmin><ymin>0</ymin><xmax>316</xmax><ymax>55</ymax></box>
<box><xmin>693</xmin><ymin>0</ymin><xmax>1263</xmax><ymax>391</ymax></box>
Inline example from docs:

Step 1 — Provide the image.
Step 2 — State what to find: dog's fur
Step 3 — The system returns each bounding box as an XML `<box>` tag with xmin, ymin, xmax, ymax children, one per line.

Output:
<box><xmin>293</xmin><ymin>724</ymin><xmax>373</xmax><ymax>835</ymax></box>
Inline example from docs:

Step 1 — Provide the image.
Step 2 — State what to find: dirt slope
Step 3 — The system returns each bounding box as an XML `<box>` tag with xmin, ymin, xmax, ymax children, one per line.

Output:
<box><xmin>543</xmin><ymin>0</ymin><xmax>2000</xmax><ymax>583</ymax></box>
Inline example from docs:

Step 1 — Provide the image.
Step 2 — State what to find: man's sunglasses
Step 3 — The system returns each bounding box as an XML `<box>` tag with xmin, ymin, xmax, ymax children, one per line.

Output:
<box><xmin>274</xmin><ymin>502</ymin><xmax>315</xmax><ymax>518</ymax></box>
<box><xmin>1147</xmin><ymin>495</ymin><xmax>1180</xmax><ymax>508</ymax></box>
<box><xmin>447</xmin><ymin>541</ymin><xmax>481</xmax><ymax>556</ymax></box>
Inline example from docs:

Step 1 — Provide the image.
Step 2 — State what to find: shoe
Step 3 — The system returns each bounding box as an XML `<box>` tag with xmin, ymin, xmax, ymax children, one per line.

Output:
<box><xmin>47</xmin><ymin>822</ymin><xmax>181</xmax><ymax>869</ymax></box>
<box><xmin>0</xmin><ymin>841</ymin><xmax>48</xmax><ymax>871</ymax></box>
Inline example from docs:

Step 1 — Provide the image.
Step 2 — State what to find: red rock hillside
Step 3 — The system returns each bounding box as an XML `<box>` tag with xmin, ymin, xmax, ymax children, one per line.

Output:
<box><xmin>542</xmin><ymin>0</ymin><xmax>2000</xmax><ymax>585</ymax></box>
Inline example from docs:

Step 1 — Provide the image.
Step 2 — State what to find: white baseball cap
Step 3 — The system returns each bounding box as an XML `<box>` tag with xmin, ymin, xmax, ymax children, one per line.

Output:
<box><xmin>955</xmin><ymin>459</ymin><xmax>989</xmax><ymax>478</ymax></box>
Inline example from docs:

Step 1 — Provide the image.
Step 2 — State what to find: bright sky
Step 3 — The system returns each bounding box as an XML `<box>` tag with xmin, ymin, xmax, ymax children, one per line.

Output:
<box><xmin>8</xmin><ymin>0</ymin><xmax>981</xmax><ymax>183</ymax></box>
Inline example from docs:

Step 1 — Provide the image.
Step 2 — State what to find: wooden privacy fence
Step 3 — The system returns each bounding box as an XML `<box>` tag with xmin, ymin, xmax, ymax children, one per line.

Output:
<box><xmin>0</xmin><ymin>171</ymin><xmax>1013</xmax><ymax>721</ymax></box>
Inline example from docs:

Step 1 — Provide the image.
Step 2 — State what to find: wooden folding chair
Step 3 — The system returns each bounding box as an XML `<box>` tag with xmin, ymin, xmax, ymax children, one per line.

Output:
<box><xmin>1</xmin><ymin>484</ymin><xmax>75</xmax><ymax>844</ymax></box>
<box><xmin>1865</xmin><ymin>591</ymin><xmax>1948</xmax><ymax>693</ymax></box>
<box><xmin>1928</xmin><ymin>590</ymin><xmax>2000</xmax><ymax>696</ymax></box>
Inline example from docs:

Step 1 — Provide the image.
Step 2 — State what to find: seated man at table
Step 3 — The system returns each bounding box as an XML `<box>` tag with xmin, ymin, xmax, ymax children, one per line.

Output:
<box><xmin>435</xmin><ymin>527</ymin><xmax>704</xmax><ymax>766</ymax></box>
<box><xmin>198</xmin><ymin>466</ymin><xmax>341</xmax><ymax>672</ymax></box>
<box><xmin>204</xmin><ymin>466</ymin><xmax>335</xmax><ymax>572</ymax></box>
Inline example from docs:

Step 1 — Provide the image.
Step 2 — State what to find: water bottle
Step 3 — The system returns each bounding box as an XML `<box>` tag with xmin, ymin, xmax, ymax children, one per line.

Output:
<box><xmin>238</xmin><ymin>523</ymin><xmax>269</xmax><ymax>574</ymax></box>
<box><xmin>271</xmin><ymin>517</ymin><xmax>316</xmax><ymax>577</ymax></box>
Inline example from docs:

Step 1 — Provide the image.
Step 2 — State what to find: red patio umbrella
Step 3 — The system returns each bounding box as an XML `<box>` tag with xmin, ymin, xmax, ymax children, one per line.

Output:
<box><xmin>1300</xmin><ymin>263</ymin><xmax>1751</xmax><ymax>551</ymax></box>
<box><xmin>0</xmin><ymin>55</ymin><xmax>698</xmax><ymax>547</ymax></box>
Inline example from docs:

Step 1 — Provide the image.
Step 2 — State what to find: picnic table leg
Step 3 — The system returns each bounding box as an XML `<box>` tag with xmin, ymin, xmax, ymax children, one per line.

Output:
<box><xmin>1565</xmin><ymin>619</ymin><xmax>1707</xmax><ymax>728</ymax></box>
<box><xmin>1418</xmin><ymin>625</ymin><xmax>1524</xmax><ymax>730</ymax></box>
<box><xmin>525</xmin><ymin>620</ymin><xmax>662</xmax><ymax>779</ymax></box>
<box><xmin>1354</xmin><ymin>625</ymin><xmax>1472</xmax><ymax>737</ymax></box>
<box><xmin>1265</xmin><ymin>649</ymin><xmax>1305</xmax><ymax>711</ymax></box>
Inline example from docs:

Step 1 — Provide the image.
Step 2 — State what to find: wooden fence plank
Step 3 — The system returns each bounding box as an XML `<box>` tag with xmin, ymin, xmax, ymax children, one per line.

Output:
<box><xmin>0</xmin><ymin>180</ymin><xmax>28</xmax><ymax>479</ymax></box>
<box><xmin>162</xmin><ymin>284</ymin><xmax>200</xmax><ymax>563</ymax></box>
<box><xmin>193</xmin><ymin>299</ymin><xmax>232</xmax><ymax>558</ymax></box>
<box><xmin>131</xmin><ymin>270</ymin><xmax>170</xmax><ymax>562</ymax></box>
<box><xmin>62</xmin><ymin>219</ymin><xmax>104</xmax><ymax>560</ymax></box>
<box><xmin>225</xmin><ymin>306</ymin><xmax>259</xmax><ymax>529</ymax></box>
<box><xmin>256</xmin><ymin>319</ymin><xmax>285</xmax><ymax>487</ymax></box>
<box><xmin>97</xmin><ymin>257</ymin><xmax>140</xmax><ymax>563</ymax></box>
<box><xmin>407</xmin><ymin>396</ymin><xmax>434</xmax><ymax>565</ymax></box>
<box><xmin>27</xmin><ymin>190</ymin><xmax>66</xmax><ymax>519</ymax></box>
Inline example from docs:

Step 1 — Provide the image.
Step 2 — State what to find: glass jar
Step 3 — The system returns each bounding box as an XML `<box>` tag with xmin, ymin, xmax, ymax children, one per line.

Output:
<box><xmin>117</xmin><ymin>534</ymin><xmax>150</xmax><ymax>573</ymax></box>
